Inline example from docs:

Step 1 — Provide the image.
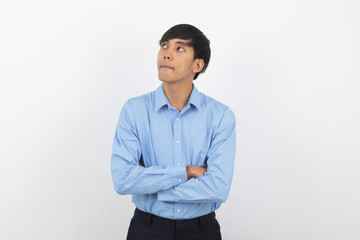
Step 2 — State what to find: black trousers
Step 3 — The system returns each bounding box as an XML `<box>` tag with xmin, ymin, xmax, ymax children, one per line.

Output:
<box><xmin>126</xmin><ymin>208</ymin><xmax>222</xmax><ymax>240</ymax></box>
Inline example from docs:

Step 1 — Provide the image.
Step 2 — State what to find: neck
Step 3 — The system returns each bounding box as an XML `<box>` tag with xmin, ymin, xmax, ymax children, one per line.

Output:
<box><xmin>162</xmin><ymin>81</ymin><xmax>193</xmax><ymax>112</ymax></box>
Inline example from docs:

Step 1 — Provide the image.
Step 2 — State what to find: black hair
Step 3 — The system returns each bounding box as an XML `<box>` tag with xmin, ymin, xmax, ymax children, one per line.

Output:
<box><xmin>159</xmin><ymin>24</ymin><xmax>211</xmax><ymax>80</ymax></box>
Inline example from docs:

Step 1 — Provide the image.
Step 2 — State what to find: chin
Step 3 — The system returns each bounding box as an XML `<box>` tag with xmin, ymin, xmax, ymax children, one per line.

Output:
<box><xmin>159</xmin><ymin>79</ymin><xmax>174</xmax><ymax>84</ymax></box>
<box><xmin>158</xmin><ymin>75</ymin><xmax>174</xmax><ymax>83</ymax></box>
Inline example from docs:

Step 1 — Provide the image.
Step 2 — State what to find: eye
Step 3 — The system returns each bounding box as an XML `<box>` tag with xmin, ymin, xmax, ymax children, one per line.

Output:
<box><xmin>177</xmin><ymin>47</ymin><xmax>184</xmax><ymax>52</ymax></box>
<box><xmin>161</xmin><ymin>43</ymin><xmax>167</xmax><ymax>49</ymax></box>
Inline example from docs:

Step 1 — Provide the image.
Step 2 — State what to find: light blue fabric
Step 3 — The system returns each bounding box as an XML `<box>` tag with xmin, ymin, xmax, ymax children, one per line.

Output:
<box><xmin>111</xmin><ymin>84</ymin><xmax>236</xmax><ymax>220</ymax></box>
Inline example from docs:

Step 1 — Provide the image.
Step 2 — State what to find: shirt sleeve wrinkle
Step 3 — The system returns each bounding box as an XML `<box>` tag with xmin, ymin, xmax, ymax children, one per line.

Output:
<box><xmin>211</xmin><ymin>106</ymin><xmax>230</xmax><ymax>141</ymax></box>
<box><xmin>111</xmin><ymin>101</ymin><xmax>187</xmax><ymax>196</ymax></box>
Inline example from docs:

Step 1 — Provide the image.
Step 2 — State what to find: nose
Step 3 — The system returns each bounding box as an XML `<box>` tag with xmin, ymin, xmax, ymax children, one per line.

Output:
<box><xmin>163</xmin><ymin>50</ymin><xmax>172</xmax><ymax>61</ymax></box>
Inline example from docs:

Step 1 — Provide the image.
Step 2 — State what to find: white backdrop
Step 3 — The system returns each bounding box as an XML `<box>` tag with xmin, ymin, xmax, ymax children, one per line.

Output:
<box><xmin>1</xmin><ymin>0</ymin><xmax>359</xmax><ymax>239</ymax></box>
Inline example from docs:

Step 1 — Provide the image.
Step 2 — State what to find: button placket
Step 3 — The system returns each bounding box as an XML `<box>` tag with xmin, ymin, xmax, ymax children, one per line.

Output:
<box><xmin>173</xmin><ymin>114</ymin><xmax>183</xmax><ymax>217</ymax></box>
<box><xmin>174</xmin><ymin>203</ymin><xmax>182</xmax><ymax>216</ymax></box>
<box><xmin>173</xmin><ymin>114</ymin><xmax>182</xmax><ymax>167</ymax></box>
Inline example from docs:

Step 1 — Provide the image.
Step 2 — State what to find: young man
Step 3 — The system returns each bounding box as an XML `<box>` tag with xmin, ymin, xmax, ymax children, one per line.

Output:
<box><xmin>111</xmin><ymin>24</ymin><xmax>236</xmax><ymax>240</ymax></box>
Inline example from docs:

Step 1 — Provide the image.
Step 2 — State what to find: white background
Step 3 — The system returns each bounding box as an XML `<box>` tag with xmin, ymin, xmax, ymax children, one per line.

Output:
<box><xmin>1</xmin><ymin>0</ymin><xmax>359</xmax><ymax>239</ymax></box>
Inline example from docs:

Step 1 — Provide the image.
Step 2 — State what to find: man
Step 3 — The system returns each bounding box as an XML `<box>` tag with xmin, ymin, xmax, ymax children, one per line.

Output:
<box><xmin>111</xmin><ymin>24</ymin><xmax>236</xmax><ymax>240</ymax></box>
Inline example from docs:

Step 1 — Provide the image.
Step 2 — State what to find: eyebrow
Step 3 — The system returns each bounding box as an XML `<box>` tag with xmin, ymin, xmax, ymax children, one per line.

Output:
<box><xmin>175</xmin><ymin>41</ymin><xmax>191</xmax><ymax>47</ymax></box>
<box><xmin>161</xmin><ymin>40</ymin><xmax>191</xmax><ymax>47</ymax></box>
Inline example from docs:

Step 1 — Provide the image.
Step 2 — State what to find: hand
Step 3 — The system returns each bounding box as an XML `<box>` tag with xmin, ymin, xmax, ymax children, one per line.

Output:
<box><xmin>186</xmin><ymin>165</ymin><xmax>207</xmax><ymax>179</ymax></box>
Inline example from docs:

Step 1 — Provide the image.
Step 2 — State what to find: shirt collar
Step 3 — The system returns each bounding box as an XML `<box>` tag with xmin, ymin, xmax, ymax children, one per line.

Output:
<box><xmin>155</xmin><ymin>84</ymin><xmax>201</xmax><ymax>111</ymax></box>
<box><xmin>188</xmin><ymin>84</ymin><xmax>201</xmax><ymax>109</ymax></box>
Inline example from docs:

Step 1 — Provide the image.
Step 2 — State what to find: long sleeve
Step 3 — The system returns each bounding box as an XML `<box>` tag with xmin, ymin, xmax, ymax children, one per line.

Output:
<box><xmin>158</xmin><ymin>107</ymin><xmax>236</xmax><ymax>203</ymax></box>
<box><xmin>111</xmin><ymin>101</ymin><xmax>187</xmax><ymax>195</ymax></box>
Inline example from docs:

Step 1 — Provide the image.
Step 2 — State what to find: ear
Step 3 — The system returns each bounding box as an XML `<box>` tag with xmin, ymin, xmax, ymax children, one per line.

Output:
<box><xmin>192</xmin><ymin>59</ymin><xmax>205</xmax><ymax>74</ymax></box>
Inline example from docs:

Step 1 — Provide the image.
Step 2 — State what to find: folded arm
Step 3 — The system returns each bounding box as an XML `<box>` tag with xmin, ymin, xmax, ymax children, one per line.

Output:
<box><xmin>158</xmin><ymin>107</ymin><xmax>236</xmax><ymax>203</ymax></box>
<box><xmin>111</xmin><ymin>101</ymin><xmax>187</xmax><ymax>195</ymax></box>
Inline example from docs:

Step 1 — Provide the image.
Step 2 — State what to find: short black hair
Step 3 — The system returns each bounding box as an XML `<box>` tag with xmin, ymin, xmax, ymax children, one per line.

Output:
<box><xmin>159</xmin><ymin>24</ymin><xmax>211</xmax><ymax>80</ymax></box>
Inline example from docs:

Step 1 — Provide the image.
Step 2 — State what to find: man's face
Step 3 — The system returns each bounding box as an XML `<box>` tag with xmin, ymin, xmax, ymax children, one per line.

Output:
<box><xmin>157</xmin><ymin>38</ymin><xmax>201</xmax><ymax>84</ymax></box>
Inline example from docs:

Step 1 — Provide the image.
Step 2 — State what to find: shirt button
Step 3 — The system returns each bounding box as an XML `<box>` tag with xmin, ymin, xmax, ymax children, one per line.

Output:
<box><xmin>158</xmin><ymin>186</ymin><xmax>162</xmax><ymax>189</ymax></box>
<box><xmin>178</xmin><ymin>178</ymin><xmax>182</xmax><ymax>182</ymax></box>
<box><xmin>177</xmin><ymin>163</ymin><xmax>180</xmax><ymax>166</ymax></box>
<box><xmin>176</xmin><ymin>140</ymin><xmax>180</xmax><ymax>144</ymax></box>
<box><xmin>176</xmin><ymin>118</ymin><xmax>179</xmax><ymax>121</ymax></box>
<box><xmin>177</xmin><ymin>209</ymin><xmax>181</xmax><ymax>212</ymax></box>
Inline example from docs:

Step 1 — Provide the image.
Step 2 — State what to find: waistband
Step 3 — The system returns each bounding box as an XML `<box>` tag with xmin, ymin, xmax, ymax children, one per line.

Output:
<box><xmin>133</xmin><ymin>208</ymin><xmax>216</xmax><ymax>229</ymax></box>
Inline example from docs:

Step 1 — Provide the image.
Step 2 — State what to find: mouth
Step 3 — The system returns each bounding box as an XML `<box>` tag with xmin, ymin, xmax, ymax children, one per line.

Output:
<box><xmin>160</xmin><ymin>64</ymin><xmax>174</xmax><ymax>70</ymax></box>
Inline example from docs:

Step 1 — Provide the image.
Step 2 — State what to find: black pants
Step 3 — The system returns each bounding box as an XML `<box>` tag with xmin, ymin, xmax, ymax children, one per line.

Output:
<box><xmin>126</xmin><ymin>208</ymin><xmax>222</xmax><ymax>240</ymax></box>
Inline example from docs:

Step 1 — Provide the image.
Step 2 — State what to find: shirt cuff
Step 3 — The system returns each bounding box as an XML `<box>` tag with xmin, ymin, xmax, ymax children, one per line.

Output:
<box><xmin>157</xmin><ymin>188</ymin><xmax>174</xmax><ymax>202</ymax></box>
<box><xmin>170</xmin><ymin>165</ymin><xmax>187</xmax><ymax>187</ymax></box>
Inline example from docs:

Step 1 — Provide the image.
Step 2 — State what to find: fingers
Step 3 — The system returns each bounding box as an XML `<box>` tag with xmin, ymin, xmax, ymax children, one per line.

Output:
<box><xmin>186</xmin><ymin>165</ymin><xmax>207</xmax><ymax>179</ymax></box>
<box><xmin>197</xmin><ymin>166</ymin><xmax>207</xmax><ymax>177</ymax></box>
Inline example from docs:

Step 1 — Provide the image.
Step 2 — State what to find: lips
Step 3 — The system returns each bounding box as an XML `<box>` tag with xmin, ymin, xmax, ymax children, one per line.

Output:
<box><xmin>160</xmin><ymin>64</ymin><xmax>174</xmax><ymax>70</ymax></box>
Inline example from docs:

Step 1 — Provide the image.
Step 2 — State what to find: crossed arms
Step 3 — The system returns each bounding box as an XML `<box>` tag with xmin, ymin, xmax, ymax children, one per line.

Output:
<box><xmin>111</xmin><ymin>101</ymin><xmax>236</xmax><ymax>203</ymax></box>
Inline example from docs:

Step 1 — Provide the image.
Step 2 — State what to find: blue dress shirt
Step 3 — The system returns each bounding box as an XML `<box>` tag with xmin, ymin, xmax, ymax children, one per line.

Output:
<box><xmin>111</xmin><ymin>84</ymin><xmax>236</xmax><ymax>220</ymax></box>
